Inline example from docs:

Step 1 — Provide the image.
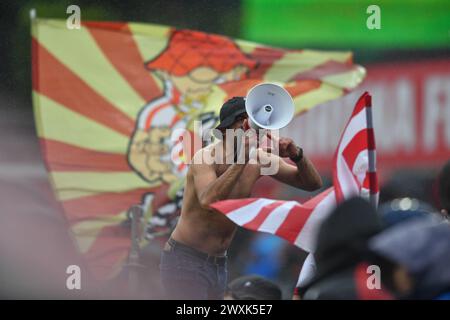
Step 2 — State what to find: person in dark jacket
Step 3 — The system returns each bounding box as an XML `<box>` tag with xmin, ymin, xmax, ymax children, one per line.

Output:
<box><xmin>438</xmin><ymin>160</ymin><xmax>450</xmax><ymax>219</ymax></box>
<box><xmin>299</xmin><ymin>197</ymin><xmax>393</xmax><ymax>300</ymax></box>
<box><xmin>369</xmin><ymin>218</ymin><xmax>450</xmax><ymax>299</ymax></box>
<box><xmin>378</xmin><ymin>198</ymin><xmax>435</xmax><ymax>229</ymax></box>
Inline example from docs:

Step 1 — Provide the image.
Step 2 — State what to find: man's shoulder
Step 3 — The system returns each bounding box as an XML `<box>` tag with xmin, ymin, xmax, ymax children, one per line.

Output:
<box><xmin>191</xmin><ymin>144</ymin><xmax>218</xmax><ymax>167</ymax></box>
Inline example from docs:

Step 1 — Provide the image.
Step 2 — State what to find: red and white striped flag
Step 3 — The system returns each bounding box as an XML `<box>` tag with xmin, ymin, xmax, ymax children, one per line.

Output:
<box><xmin>333</xmin><ymin>92</ymin><xmax>378</xmax><ymax>206</ymax></box>
<box><xmin>211</xmin><ymin>92</ymin><xmax>377</xmax><ymax>252</ymax></box>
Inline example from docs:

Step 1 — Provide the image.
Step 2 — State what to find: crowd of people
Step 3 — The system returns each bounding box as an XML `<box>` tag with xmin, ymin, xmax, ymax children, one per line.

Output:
<box><xmin>226</xmin><ymin>160</ymin><xmax>450</xmax><ymax>300</ymax></box>
<box><xmin>129</xmin><ymin>160</ymin><xmax>450</xmax><ymax>300</ymax></box>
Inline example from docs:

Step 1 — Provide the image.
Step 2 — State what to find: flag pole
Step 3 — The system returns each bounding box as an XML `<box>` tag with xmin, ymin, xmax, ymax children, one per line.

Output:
<box><xmin>364</xmin><ymin>93</ymin><xmax>378</xmax><ymax>209</ymax></box>
<box><xmin>29</xmin><ymin>8</ymin><xmax>37</xmax><ymax>21</ymax></box>
<box><xmin>127</xmin><ymin>205</ymin><xmax>144</xmax><ymax>297</ymax></box>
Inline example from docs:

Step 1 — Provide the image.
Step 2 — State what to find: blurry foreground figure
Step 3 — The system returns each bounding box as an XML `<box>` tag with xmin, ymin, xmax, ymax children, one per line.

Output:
<box><xmin>369</xmin><ymin>218</ymin><xmax>450</xmax><ymax>300</ymax></box>
<box><xmin>292</xmin><ymin>253</ymin><xmax>316</xmax><ymax>300</ymax></box>
<box><xmin>299</xmin><ymin>197</ymin><xmax>393</xmax><ymax>300</ymax></box>
<box><xmin>439</xmin><ymin>160</ymin><xmax>450</xmax><ymax>219</ymax></box>
<box><xmin>378</xmin><ymin>198</ymin><xmax>437</xmax><ymax>229</ymax></box>
<box><xmin>224</xmin><ymin>275</ymin><xmax>282</xmax><ymax>300</ymax></box>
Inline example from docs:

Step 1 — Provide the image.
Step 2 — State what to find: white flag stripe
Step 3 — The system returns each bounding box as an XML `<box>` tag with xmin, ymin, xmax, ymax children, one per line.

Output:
<box><xmin>352</xmin><ymin>149</ymin><xmax>369</xmax><ymax>186</ymax></box>
<box><xmin>335</xmin><ymin>108</ymin><xmax>367</xmax><ymax>198</ymax></box>
<box><xmin>138</xmin><ymin>82</ymin><xmax>173</xmax><ymax>128</ymax></box>
<box><xmin>336</xmin><ymin>153</ymin><xmax>360</xmax><ymax>197</ymax></box>
<box><xmin>337</xmin><ymin>108</ymin><xmax>366</xmax><ymax>155</ymax></box>
<box><xmin>296</xmin><ymin>253</ymin><xmax>316</xmax><ymax>287</ymax></box>
<box><xmin>294</xmin><ymin>190</ymin><xmax>336</xmax><ymax>252</ymax></box>
<box><xmin>226</xmin><ymin>198</ymin><xmax>275</xmax><ymax>225</ymax></box>
<box><xmin>258</xmin><ymin>201</ymin><xmax>298</xmax><ymax>234</ymax></box>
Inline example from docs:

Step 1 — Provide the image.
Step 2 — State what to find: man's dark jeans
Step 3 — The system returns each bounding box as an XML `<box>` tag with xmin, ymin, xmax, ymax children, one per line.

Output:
<box><xmin>160</xmin><ymin>238</ymin><xmax>228</xmax><ymax>300</ymax></box>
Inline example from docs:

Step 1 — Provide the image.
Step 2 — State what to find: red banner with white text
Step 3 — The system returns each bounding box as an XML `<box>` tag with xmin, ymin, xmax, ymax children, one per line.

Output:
<box><xmin>285</xmin><ymin>59</ymin><xmax>450</xmax><ymax>177</ymax></box>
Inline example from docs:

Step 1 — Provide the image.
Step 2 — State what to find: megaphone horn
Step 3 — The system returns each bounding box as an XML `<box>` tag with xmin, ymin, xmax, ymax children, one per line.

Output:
<box><xmin>245</xmin><ymin>83</ymin><xmax>294</xmax><ymax>131</ymax></box>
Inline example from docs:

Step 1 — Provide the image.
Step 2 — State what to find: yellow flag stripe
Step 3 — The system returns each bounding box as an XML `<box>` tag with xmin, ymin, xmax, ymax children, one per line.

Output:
<box><xmin>235</xmin><ymin>38</ymin><xmax>270</xmax><ymax>55</ymax></box>
<box><xmin>127</xmin><ymin>22</ymin><xmax>171</xmax><ymax>94</ymax></box>
<box><xmin>264</xmin><ymin>50</ymin><xmax>352</xmax><ymax>83</ymax></box>
<box><xmin>35</xmin><ymin>19</ymin><xmax>144</xmax><ymax>119</ymax></box>
<box><xmin>33</xmin><ymin>91</ymin><xmax>128</xmax><ymax>154</ymax></box>
<box><xmin>55</xmin><ymin>189</ymin><xmax>103</xmax><ymax>202</ymax></box>
<box><xmin>49</xmin><ymin>171</ymin><xmax>151</xmax><ymax>193</ymax></box>
<box><xmin>128</xmin><ymin>22</ymin><xmax>171</xmax><ymax>61</ymax></box>
<box><xmin>55</xmin><ymin>179</ymin><xmax>161</xmax><ymax>201</ymax></box>
<box><xmin>321</xmin><ymin>66</ymin><xmax>367</xmax><ymax>90</ymax></box>
<box><xmin>293</xmin><ymin>83</ymin><xmax>344</xmax><ymax>114</ymax></box>
<box><xmin>71</xmin><ymin>212</ymin><xmax>127</xmax><ymax>254</ymax></box>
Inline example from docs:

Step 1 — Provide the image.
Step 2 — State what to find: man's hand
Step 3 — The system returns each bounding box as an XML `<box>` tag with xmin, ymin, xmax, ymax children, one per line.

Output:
<box><xmin>266</xmin><ymin>132</ymin><xmax>300</xmax><ymax>159</ymax></box>
<box><xmin>237</xmin><ymin>134</ymin><xmax>251</xmax><ymax>164</ymax></box>
<box><xmin>236</xmin><ymin>128</ymin><xmax>258</xmax><ymax>164</ymax></box>
<box><xmin>262</xmin><ymin>131</ymin><xmax>322</xmax><ymax>191</ymax></box>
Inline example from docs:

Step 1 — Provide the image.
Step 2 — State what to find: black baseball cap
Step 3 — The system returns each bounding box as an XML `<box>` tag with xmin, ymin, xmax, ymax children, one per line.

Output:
<box><xmin>215</xmin><ymin>97</ymin><xmax>247</xmax><ymax>131</ymax></box>
<box><xmin>226</xmin><ymin>275</ymin><xmax>282</xmax><ymax>300</ymax></box>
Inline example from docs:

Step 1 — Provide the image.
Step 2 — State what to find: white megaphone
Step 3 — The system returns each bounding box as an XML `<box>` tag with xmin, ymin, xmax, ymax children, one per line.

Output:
<box><xmin>245</xmin><ymin>83</ymin><xmax>294</xmax><ymax>131</ymax></box>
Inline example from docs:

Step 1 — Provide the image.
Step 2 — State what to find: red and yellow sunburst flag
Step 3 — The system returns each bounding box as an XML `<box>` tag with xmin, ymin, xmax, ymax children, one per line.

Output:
<box><xmin>31</xmin><ymin>18</ymin><xmax>366</xmax><ymax>280</ymax></box>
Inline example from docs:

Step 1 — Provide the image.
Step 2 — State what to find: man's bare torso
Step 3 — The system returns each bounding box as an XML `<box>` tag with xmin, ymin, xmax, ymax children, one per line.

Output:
<box><xmin>171</xmin><ymin>144</ymin><xmax>261</xmax><ymax>255</ymax></box>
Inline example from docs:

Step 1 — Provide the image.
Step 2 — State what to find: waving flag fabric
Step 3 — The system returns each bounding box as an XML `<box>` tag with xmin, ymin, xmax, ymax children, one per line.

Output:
<box><xmin>32</xmin><ymin>18</ymin><xmax>366</xmax><ymax>280</ymax></box>
<box><xmin>211</xmin><ymin>92</ymin><xmax>377</xmax><ymax>252</ymax></box>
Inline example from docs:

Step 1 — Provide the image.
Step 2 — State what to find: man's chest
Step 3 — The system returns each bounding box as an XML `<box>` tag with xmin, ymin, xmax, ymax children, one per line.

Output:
<box><xmin>214</xmin><ymin>164</ymin><xmax>260</xmax><ymax>198</ymax></box>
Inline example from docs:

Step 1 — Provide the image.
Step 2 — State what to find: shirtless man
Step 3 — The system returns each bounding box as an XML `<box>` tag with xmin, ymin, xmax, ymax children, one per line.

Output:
<box><xmin>160</xmin><ymin>97</ymin><xmax>323</xmax><ymax>299</ymax></box>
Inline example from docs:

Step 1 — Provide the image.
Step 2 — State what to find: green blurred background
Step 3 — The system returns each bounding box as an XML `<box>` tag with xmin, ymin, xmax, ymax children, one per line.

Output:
<box><xmin>243</xmin><ymin>0</ymin><xmax>450</xmax><ymax>49</ymax></box>
<box><xmin>0</xmin><ymin>0</ymin><xmax>449</xmax><ymax>102</ymax></box>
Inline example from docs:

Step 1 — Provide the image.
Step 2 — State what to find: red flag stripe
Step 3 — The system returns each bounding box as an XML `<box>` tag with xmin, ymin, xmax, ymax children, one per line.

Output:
<box><xmin>218</xmin><ymin>45</ymin><xmax>288</xmax><ymax>100</ymax></box>
<box><xmin>243</xmin><ymin>201</ymin><xmax>285</xmax><ymax>230</ymax></box>
<box><xmin>246</xmin><ymin>46</ymin><xmax>286</xmax><ymax>79</ymax></box>
<box><xmin>363</xmin><ymin>172</ymin><xmax>379</xmax><ymax>194</ymax></box>
<box><xmin>218</xmin><ymin>79</ymin><xmax>263</xmax><ymax>100</ymax></box>
<box><xmin>32</xmin><ymin>38</ymin><xmax>134</xmax><ymax>137</ymax></box>
<box><xmin>341</xmin><ymin>129</ymin><xmax>369</xmax><ymax>174</ymax></box>
<box><xmin>85</xmin><ymin>22</ymin><xmax>163</xmax><ymax>102</ymax></box>
<box><xmin>219</xmin><ymin>79</ymin><xmax>321</xmax><ymax>103</ymax></box>
<box><xmin>81</xmin><ymin>21</ymin><xmax>129</xmax><ymax>31</ymax></box>
<box><xmin>350</xmin><ymin>91</ymin><xmax>369</xmax><ymax>118</ymax></box>
<box><xmin>39</xmin><ymin>138</ymin><xmax>130</xmax><ymax>172</ymax></box>
<box><xmin>275</xmin><ymin>204</ymin><xmax>312</xmax><ymax>243</ymax></box>
<box><xmin>62</xmin><ymin>187</ymin><xmax>153</xmax><ymax>223</ymax></box>
<box><xmin>367</xmin><ymin>128</ymin><xmax>376</xmax><ymax>150</ymax></box>
<box><xmin>210</xmin><ymin>198</ymin><xmax>259</xmax><ymax>215</ymax></box>
<box><xmin>365</xmin><ymin>94</ymin><xmax>372</xmax><ymax>107</ymax></box>
<box><xmin>283</xmin><ymin>80</ymin><xmax>322</xmax><ymax>99</ymax></box>
<box><xmin>289</xmin><ymin>60</ymin><xmax>356</xmax><ymax>82</ymax></box>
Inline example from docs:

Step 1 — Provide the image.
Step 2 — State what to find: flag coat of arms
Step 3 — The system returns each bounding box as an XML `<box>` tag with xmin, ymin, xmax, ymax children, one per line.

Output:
<box><xmin>31</xmin><ymin>18</ymin><xmax>366</xmax><ymax>280</ymax></box>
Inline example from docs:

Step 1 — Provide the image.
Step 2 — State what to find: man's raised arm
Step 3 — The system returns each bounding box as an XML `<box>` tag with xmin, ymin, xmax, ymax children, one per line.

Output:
<box><xmin>262</xmin><ymin>133</ymin><xmax>322</xmax><ymax>191</ymax></box>
<box><xmin>191</xmin><ymin>150</ymin><xmax>246</xmax><ymax>209</ymax></box>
